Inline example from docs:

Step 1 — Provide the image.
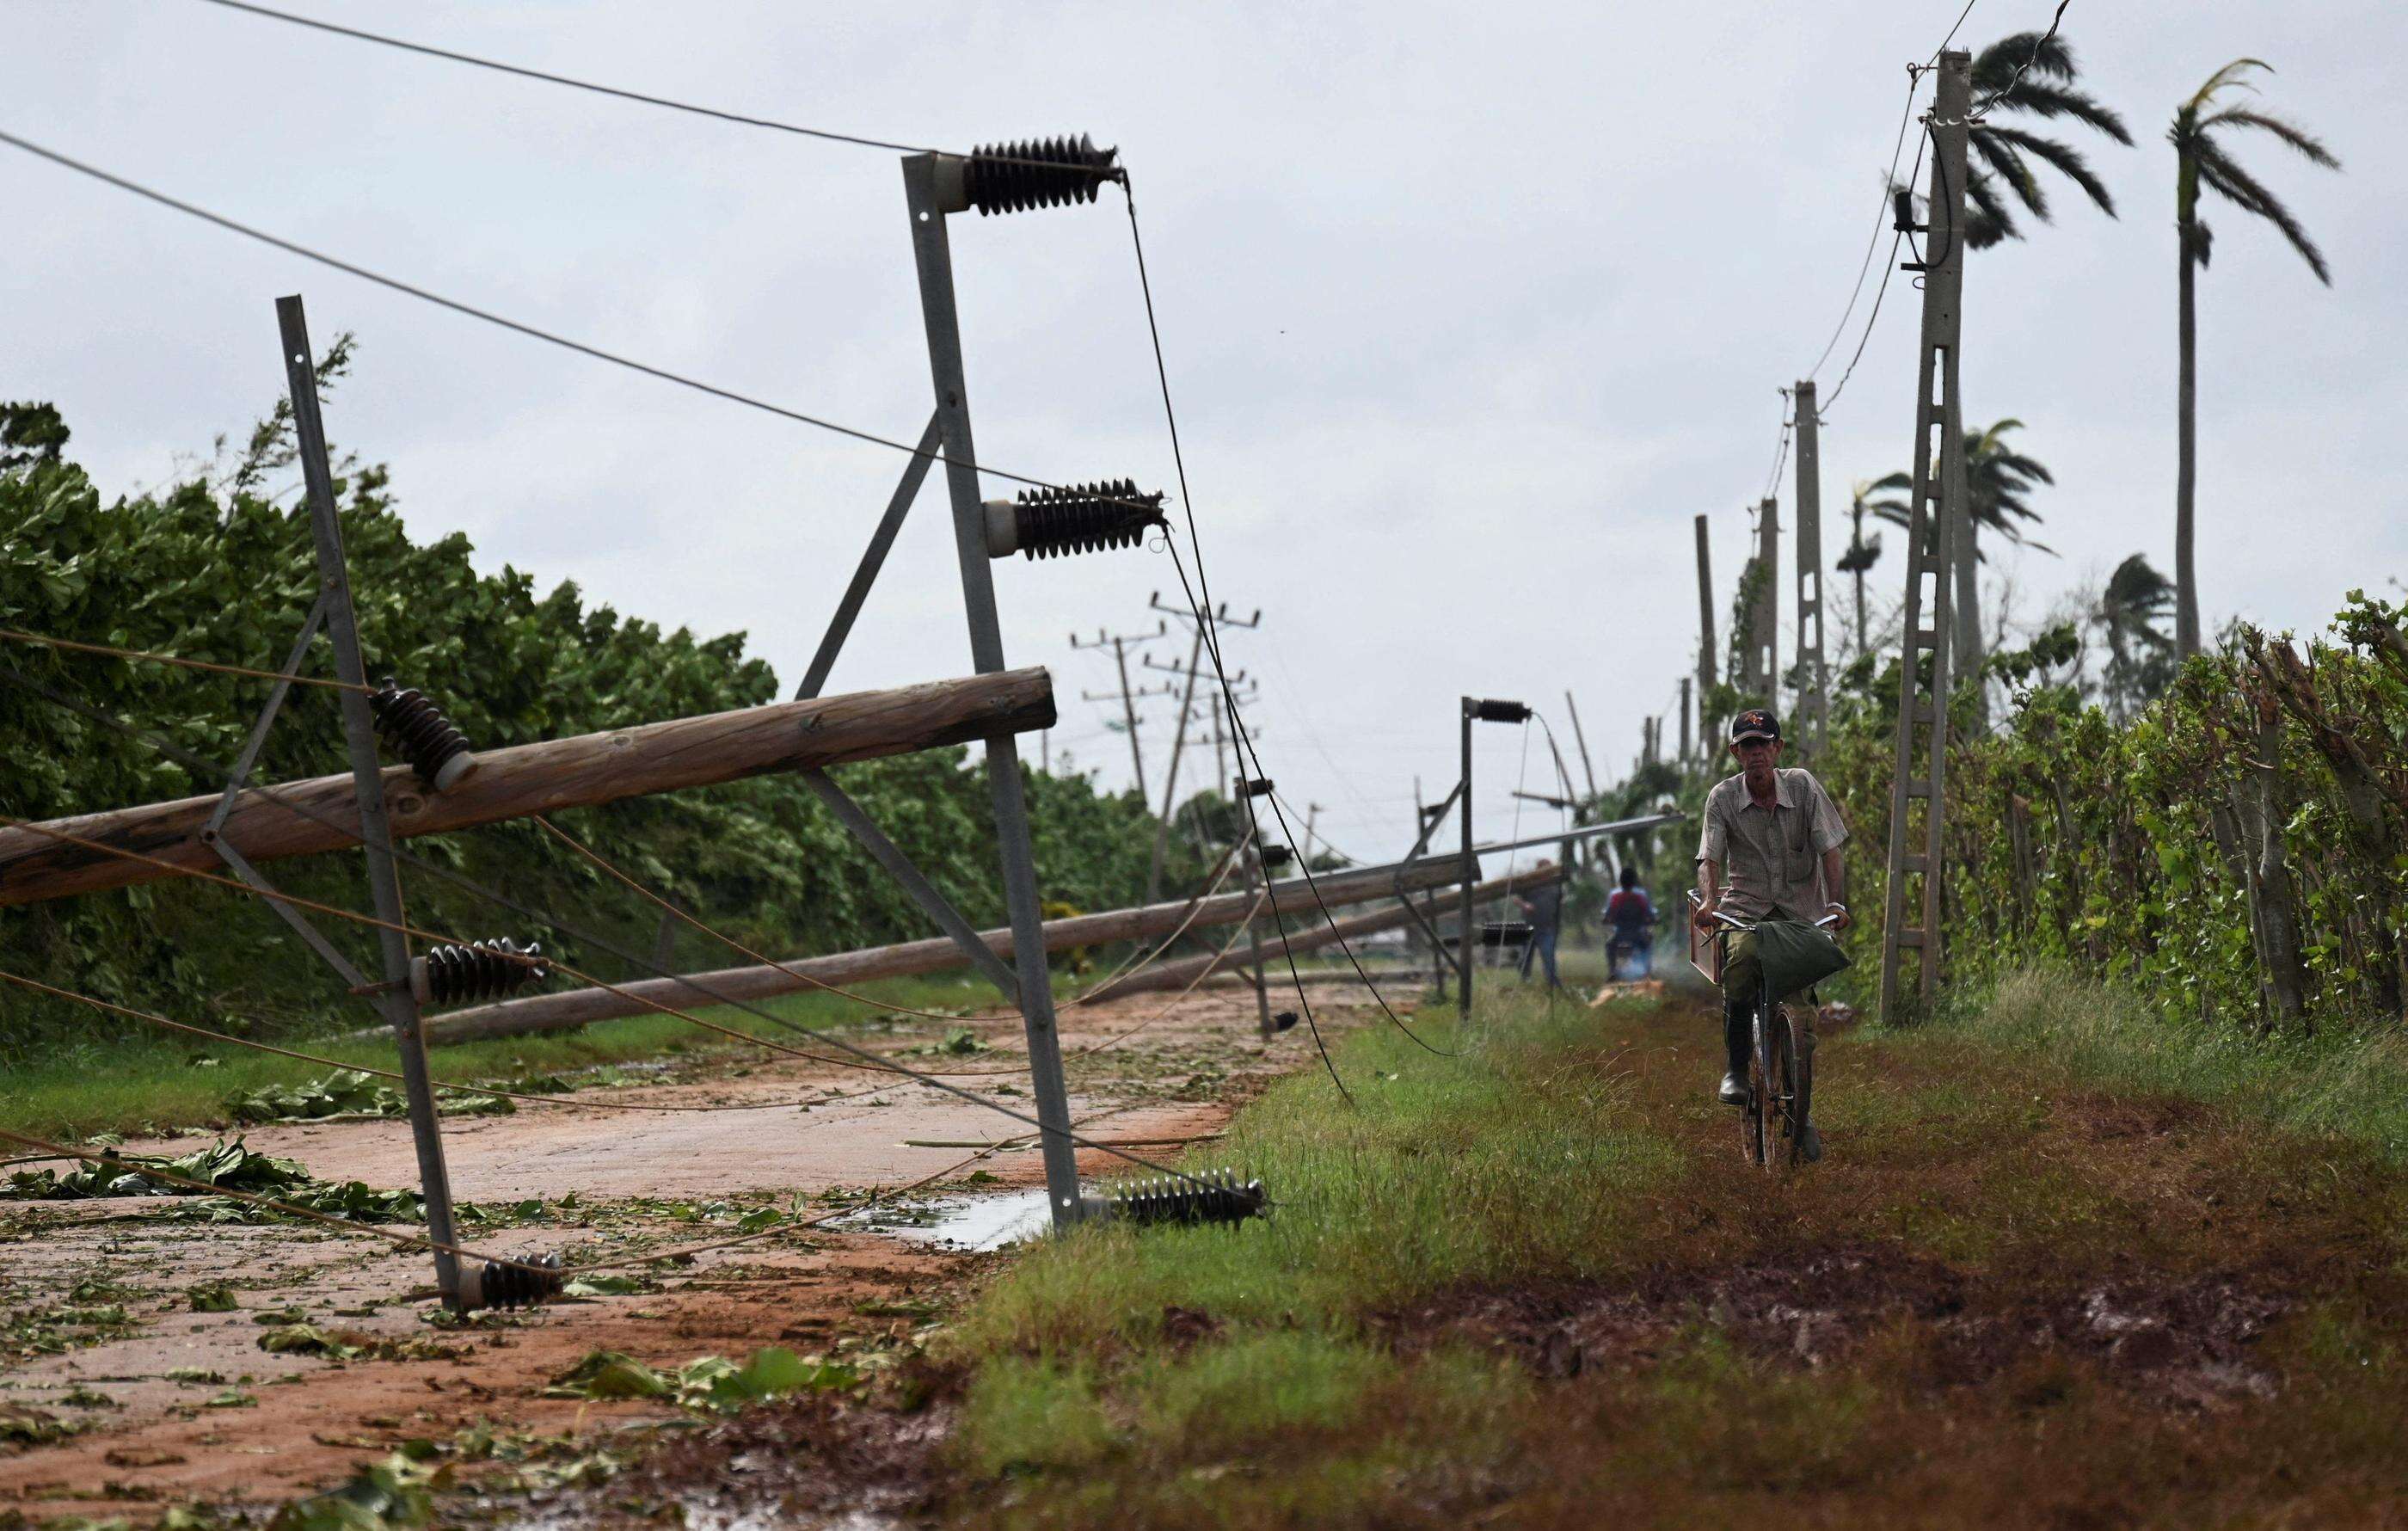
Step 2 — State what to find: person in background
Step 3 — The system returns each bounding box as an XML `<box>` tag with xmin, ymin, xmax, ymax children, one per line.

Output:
<box><xmin>1603</xmin><ymin>864</ymin><xmax>1656</xmax><ymax>979</ymax></box>
<box><xmin>1514</xmin><ymin>859</ymin><xmax>1565</xmax><ymax>992</ymax></box>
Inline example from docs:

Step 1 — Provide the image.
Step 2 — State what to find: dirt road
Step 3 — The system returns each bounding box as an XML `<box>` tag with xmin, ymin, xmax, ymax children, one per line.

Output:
<box><xmin>0</xmin><ymin>981</ymin><xmax>1375</xmax><ymax>1522</ymax></box>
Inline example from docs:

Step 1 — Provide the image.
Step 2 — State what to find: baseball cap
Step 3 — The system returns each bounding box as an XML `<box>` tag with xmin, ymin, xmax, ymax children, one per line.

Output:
<box><xmin>1729</xmin><ymin>708</ymin><xmax>1782</xmax><ymax>743</ymax></box>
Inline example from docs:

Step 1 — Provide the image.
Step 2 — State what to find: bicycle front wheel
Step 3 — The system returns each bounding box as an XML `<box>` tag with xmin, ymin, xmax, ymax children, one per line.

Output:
<box><xmin>1741</xmin><ymin>998</ymin><xmax>1771</xmax><ymax>1167</ymax></box>
<box><xmin>1772</xmin><ymin>1009</ymin><xmax>1801</xmax><ymax>1169</ymax></box>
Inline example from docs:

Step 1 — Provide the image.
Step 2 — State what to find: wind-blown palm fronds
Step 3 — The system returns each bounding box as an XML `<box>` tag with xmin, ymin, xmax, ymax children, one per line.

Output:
<box><xmin>2172</xmin><ymin>59</ymin><xmax>2340</xmax><ymax>657</ymax></box>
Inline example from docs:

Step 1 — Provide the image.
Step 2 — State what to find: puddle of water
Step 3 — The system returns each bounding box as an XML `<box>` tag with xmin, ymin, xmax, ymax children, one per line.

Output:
<box><xmin>837</xmin><ymin>1188</ymin><xmax>1054</xmax><ymax>1251</ymax></box>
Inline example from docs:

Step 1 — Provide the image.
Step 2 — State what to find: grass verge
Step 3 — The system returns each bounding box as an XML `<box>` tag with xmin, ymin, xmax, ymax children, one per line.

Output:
<box><xmin>1908</xmin><ymin>965</ymin><xmax>2408</xmax><ymax>1159</ymax></box>
<box><xmin>932</xmin><ymin>977</ymin><xmax>2408</xmax><ymax>1528</ymax></box>
<box><xmin>0</xmin><ymin>973</ymin><xmax>1007</xmax><ymax>1145</ymax></box>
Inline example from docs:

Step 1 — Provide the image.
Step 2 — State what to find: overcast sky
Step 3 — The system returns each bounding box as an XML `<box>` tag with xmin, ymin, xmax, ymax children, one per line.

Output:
<box><xmin>6</xmin><ymin>1</ymin><xmax>2402</xmax><ymax>871</ymax></box>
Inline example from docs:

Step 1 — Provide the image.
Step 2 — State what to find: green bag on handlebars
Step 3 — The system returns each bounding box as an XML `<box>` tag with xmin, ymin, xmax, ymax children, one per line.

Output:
<box><xmin>1750</xmin><ymin>919</ymin><xmax>1852</xmax><ymax>999</ymax></box>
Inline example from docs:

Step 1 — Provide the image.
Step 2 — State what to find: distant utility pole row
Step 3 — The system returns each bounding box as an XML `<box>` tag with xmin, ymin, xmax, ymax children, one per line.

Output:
<box><xmin>1069</xmin><ymin>621</ymin><xmax>1170</xmax><ymax>802</ymax></box>
<box><xmin>1069</xmin><ymin>593</ymin><xmax>1264</xmax><ymax>906</ymax></box>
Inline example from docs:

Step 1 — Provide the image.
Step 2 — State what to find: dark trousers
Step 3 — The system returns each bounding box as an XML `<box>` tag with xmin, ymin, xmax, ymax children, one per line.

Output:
<box><xmin>1516</xmin><ymin>924</ymin><xmax>1561</xmax><ymax>987</ymax></box>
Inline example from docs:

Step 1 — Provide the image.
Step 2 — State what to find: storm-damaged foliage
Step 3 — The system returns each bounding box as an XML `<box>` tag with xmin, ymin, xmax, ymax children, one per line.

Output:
<box><xmin>1805</xmin><ymin>590</ymin><xmax>2408</xmax><ymax>1032</ymax></box>
<box><xmin>0</xmin><ymin>378</ymin><xmax>1183</xmax><ymax>1059</ymax></box>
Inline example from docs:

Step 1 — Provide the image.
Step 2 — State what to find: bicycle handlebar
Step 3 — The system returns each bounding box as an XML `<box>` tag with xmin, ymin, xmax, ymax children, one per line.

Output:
<box><xmin>1704</xmin><ymin>908</ymin><xmax>1842</xmax><ymax>933</ymax></box>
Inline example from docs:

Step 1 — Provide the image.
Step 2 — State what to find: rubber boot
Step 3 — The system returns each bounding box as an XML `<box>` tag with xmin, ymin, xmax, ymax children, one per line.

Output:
<box><xmin>1722</xmin><ymin>998</ymin><xmax>1753</xmax><ymax>1079</ymax></box>
<box><xmin>1717</xmin><ymin>997</ymin><xmax>1752</xmax><ymax>1104</ymax></box>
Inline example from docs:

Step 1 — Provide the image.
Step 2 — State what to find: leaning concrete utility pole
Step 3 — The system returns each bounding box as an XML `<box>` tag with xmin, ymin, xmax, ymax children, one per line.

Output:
<box><xmin>1693</xmin><ymin>513</ymin><xmax>1717</xmax><ymax>703</ymax></box>
<box><xmin>427</xmin><ymin>853</ymin><xmax>1468</xmax><ymax>1044</ymax></box>
<box><xmin>280</xmin><ymin>297</ymin><xmax>464</xmax><ymax>1306</ymax></box>
<box><xmin>1070</xmin><ymin>622</ymin><xmax>1165</xmax><ymax>810</ymax></box>
<box><xmin>1792</xmin><ymin>380</ymin><xmax>1829</xmax><ymax>755</ymax></box>
<box><xmin>1749</xmin><ymin>498</ymin><xmax>1780</xmax><ymax>700</ymax></box>
<box><xmin>903</xmin><ymin>139</ymin><xmax>1144</xmax><ymax>1227</ymax></box>
<box><xmin>1563</xmin><ymin>692</ymin><xmax>1600</xmax><ymax>797</ymax></box>
<box><xmin>1878</xmin><ymin>50</ymin><xmax>1974</xmax><ymax>1024</ymax></box>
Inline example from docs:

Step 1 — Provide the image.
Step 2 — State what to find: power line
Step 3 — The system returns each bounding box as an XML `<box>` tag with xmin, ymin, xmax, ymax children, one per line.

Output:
<box><xmin>0</xmin><ymin>627</ymin><xmax>371</xmax><ymax>693</ymax></box>
<box><xmin>1819</xmin><ymin>115</ymin><xmax>1930</xmax><ymax>418</ymax></box>
<box><xmin>1803</xmin><ymin>67</ymin><xmax>1929</xmax><ymax>385</ymax></box>
<box><xmin>1974</xmin><ymin>1</ymin><xmax>2071</xmax><ymax>120</ymax></box>
<box><xmin>187</xmin><ymin>0</ymin><xmax>1078</xmax><ymax>173</ymax></box>
<box><xmin>1929</xmin><ymin>0</ymin><xmax>1982</xmax><ymax>64</ymax></box>
<box><xmin>0</xmin><ymin>129</ymin><xmax>1146</xmax><ymax>515</ymax></box>
<box><xmin>0</xmin><ymin>966</ymin><xmax>905</xmax><ymax>1116</ymax></box>
<box><xmin>1761</xmin><ymin>393</ymin><xmax>1795</xmax><ymax>501</ymax></box>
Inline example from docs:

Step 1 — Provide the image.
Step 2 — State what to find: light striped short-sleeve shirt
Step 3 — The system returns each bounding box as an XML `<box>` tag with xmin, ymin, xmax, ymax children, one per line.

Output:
<box><xmin>1694</xmin><ymin>768</ymin><xmax>1849</xmax><ymax>920</ymax></box>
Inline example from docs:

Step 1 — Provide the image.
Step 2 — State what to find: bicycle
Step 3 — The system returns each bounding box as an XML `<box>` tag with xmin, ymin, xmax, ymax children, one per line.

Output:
<box><xmin>1686</xmin><ymin>895</ymin><xmax>1840</xmax><ymax>1171</ymax></box>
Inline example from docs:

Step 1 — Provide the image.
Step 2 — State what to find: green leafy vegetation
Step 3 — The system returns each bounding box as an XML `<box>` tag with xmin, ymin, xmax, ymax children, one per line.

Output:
<box><xmin>0</xmin><ymin>381</ymin><xmax>1189</xmax><ymax>1070</ymax></box>
<box><xmin>224</xmin><ymin>1070</ymin><xmax>512</xmax><ymax>1125</ymax></box>
<box><xmin>543</xmin><ymin>1344</ymin><xmax>857</xmax><ymax>1413</ymax></box>
<box><xmin>1812</xmin><ymin>592</ymin><xmax>2408</xmax><ymax>1035</ymax></box>
<box><xmin>3</xmin><ymin>1136</ymin><xmax>447</xmax><ymax>1226</ymax></box>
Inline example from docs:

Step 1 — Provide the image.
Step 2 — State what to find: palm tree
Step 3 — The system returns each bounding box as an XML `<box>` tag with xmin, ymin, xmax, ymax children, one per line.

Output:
<box><xmin>1877</xmin><ymin>420</ymin><xmax>2057</xmax><ymax>679</ymax></box>
<box><xmin>1962</xmin><ymin>31</ymin><xmax>2134</xmax><ymax>249</ymax></box>
<box><xmin>2092</xmin><ymin>554</ymin><xmax>2177</xmax><ymax>719</ymax></box>
<box><xmin>2171</xmin><ymin>60</ymin><xmax>2339</xmax><ymax>658</ymax></box>
<box><xmin>1838</xmin><ymin>473</ymin><xmax>1908</xmax><ymax>660</ymax></box>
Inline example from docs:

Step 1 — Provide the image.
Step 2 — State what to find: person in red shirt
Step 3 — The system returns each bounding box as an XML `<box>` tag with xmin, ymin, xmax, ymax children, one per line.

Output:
<box><xmin>1603</xmin><ymin>864</ymin><xmax>1656</xmax><ymax>979</ymax></box>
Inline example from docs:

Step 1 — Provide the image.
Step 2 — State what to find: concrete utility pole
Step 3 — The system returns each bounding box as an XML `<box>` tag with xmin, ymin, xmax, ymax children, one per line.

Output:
<box><xmin>280</xmin><ymin>296</ymin><xmax>463</xmax><ymax>1307</ymax></box>
<box><xmin>0</xmin><ymin>668</ymin><xmax>1058</xmax><ymax>905</ymax></box>
<box><xmin>1877</xmin><ymin>49</ymin><xmax>1974</xmax><ymax>1024</ymax></box>
<box><xmin>1793</xmin><ymin>380</ymin><xmax>1829</xmax><ymax>755</ymax></box>
<box><xmin>1750</xmin><ymin>497</ymin><xmax>1780</xmax><ymax>701</ymax></box>
<box><xmin>1459</xmin><ymin>697</ymin><xmax>1533</xmax><ymax>1017</ymax></box>
<box><xmin>1069</xmin><ymin>623</ymin><xmax>1167</xmax><ymax>811</ymax></box>
<box><xmin>1694</xmin><ymin>513</ymin><xmax>1717</xmax><ymax>703</ymax></box>
<box><xmin>1680</xmin><ymin>677</ymin><xmax>1693</xmax><ymax>763</ymax></box>
<box><xmin>1142</xmin><ymin>593</ymin><xmax>1260</xmax><ymax>903</ymax></box>
<box><xmin>433</xmin><ymin>854</ymin><xmax>1471</xmax><ymax>1043</ymax></box>
<box><xmin>1563</xmin><ymin>692</ymin><xmax>1600</xmax><ymax>797</ymax></box>
<box><xmin>1078</xmin><ymin>674</ymin><xmax>1176</xmax><ymax>803</ymax></box>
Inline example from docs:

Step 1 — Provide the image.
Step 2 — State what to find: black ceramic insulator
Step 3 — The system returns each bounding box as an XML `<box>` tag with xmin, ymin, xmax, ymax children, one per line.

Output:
<box><xmin>964</xmin><ymin>135</ymin><xmax>1120</xmax><ymax>216</ymax></box>
<box><xmin>1013</xmin><ymin>481</ymin><xmax>1164</xmax><ymax>560</ymax></box>
<box><xmin>369</xmin><ymin>679</ymin><xmax>476</xmax><ymax>790</ymax></box>
<box><xmin>1258</xmin><ymin>845</ymin><xmax>1294</xmax><ymax>870</ymax></box>
<box><xmin>1471</xmin><ymin>698</ymin><xmax>1533</xmax><ymax>724</ymax></box>
<box><xmin>1241</xmin><ymin>778</ymin><xmax>1275</xmax><ymax>798</ymax></box>
<box><xmin>1099</xmin><ymin>1169</ymin><xmax>1266</xmax><ymax>1228</ymax></box>
<box><xmin>414</xmin><ymin>938</ymin><xmax>548</xmax><ymax>1007</ymax></box>
<box><xmin>479</xmin><ymin>1251</ymin><xmax>563</xmax><ymax>1310</ymax></box>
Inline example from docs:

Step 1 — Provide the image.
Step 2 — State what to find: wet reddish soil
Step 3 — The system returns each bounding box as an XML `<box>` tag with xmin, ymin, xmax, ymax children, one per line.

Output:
<box><xmin>0</xmin><ymin>983</ymin><xmax>1355</xmax><ymax>1523</ymax></box>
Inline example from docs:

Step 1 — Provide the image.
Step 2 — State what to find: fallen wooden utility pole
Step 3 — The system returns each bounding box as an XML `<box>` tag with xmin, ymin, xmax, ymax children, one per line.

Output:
<box><xmin>1106</xmin><ymin>864</ymin><xmax>1565</xmax><ymax>999</ymax></box>
<box><xmin>421</xmin><ymin>854</ymin><xmax>1470</xmax><ymax>1046</ymax></box>
<box><xmin>0</xmin><ymin>668</ymin><xmax>1054</xmax><ymax>909</ymax></box>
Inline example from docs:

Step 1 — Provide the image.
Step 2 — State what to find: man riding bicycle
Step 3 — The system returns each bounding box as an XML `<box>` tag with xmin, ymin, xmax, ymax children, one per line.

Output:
<box><xmin>1692</xmin><ymin>707</ymin><xmax>1852</xmax><ymax>1161</ymax></box>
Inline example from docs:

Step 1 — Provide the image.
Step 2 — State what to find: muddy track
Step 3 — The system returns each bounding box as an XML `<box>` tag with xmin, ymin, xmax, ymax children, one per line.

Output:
<box><xmin>0</xmin><ymin>984</ymin><xmax>1374</xmax><ymax>1523</ymax></box>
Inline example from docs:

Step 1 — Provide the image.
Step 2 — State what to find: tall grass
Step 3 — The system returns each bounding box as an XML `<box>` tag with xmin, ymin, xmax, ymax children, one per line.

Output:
<box><xmin>1909</xmin><ymin>967</ymin><xmax>2408</xmax><ymax>1160</ymax></box>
